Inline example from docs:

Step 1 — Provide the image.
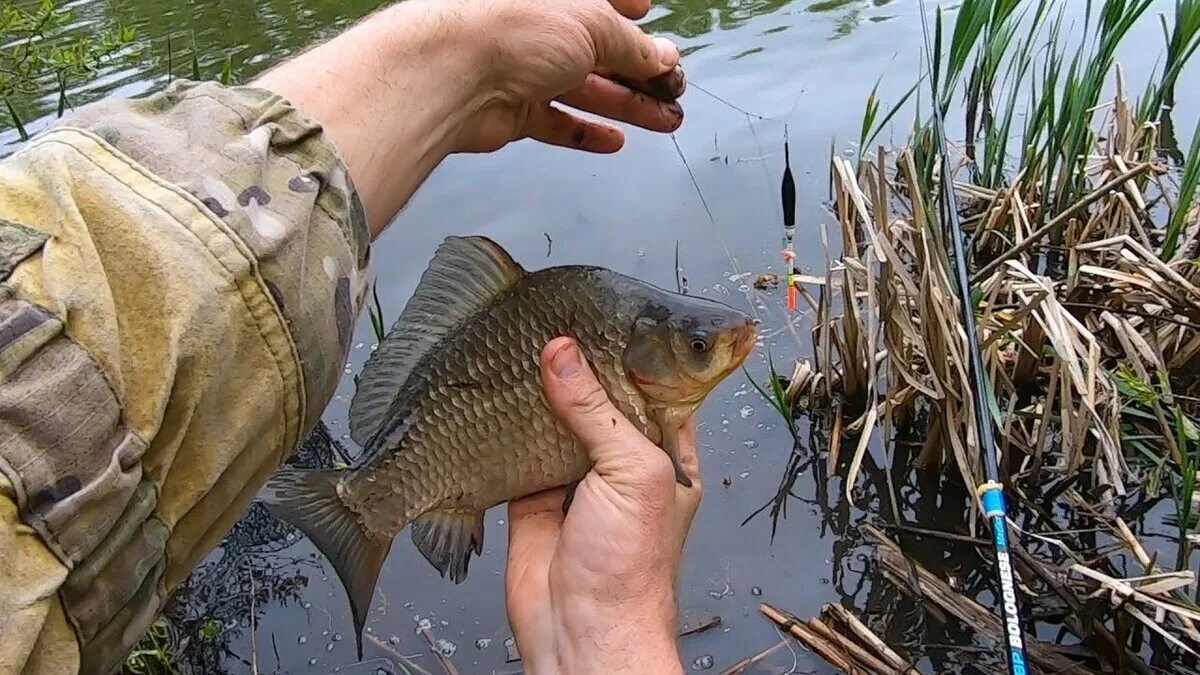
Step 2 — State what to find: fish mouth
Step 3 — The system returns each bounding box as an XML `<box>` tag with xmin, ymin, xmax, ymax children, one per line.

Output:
<box><xmin>733</xmin><ymin>319</ymin><xmax>758</xmax><ymax>361</ymax></box>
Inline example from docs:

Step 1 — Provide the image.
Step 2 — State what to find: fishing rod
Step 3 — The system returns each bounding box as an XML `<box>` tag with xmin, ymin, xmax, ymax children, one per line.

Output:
<box><xmin>915</xmin><ymin>1</ymin><xmax>1028</xmax><ymax>674</ymax></box>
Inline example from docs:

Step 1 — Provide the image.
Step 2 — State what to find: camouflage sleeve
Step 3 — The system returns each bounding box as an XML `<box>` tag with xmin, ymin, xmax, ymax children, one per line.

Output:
<box><xmin>0</xmin><ymin>79</ymin><xmax>370</xmax><ymax>675</ymax></box>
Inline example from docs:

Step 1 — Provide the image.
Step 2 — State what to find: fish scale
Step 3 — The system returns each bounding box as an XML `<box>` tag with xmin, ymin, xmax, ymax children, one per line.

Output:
<box><xmin>344</xmin><ymin>270</ymin><xmax>651</xmax><ymax>527</ymax></box>
<box><xmin>260</xmin><ymin>235</ymin><xmax>756</xmax><ymax>659</ymax></box>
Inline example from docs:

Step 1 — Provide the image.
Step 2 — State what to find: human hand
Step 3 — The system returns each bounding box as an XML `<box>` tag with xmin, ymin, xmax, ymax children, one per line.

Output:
<box><xmin>252</xmin><ymin>0</ymin><xmax>686</xmax><ymax>236</ymax></box>
<box><xmin>504</xmin><ymin>337</ymin><xmax>702</xmax><ymax>675</ymax></box>
<box><xmin>452</xmin><ymin>0</ymin><xmax>687</xmax><ymax>155</ymax></box>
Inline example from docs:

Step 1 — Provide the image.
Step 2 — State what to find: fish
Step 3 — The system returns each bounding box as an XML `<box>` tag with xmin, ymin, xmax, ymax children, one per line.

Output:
<box><xmin>260</xmin><ymin>235</ymin><xmax>757</xmax><ymax>658</ymax></box>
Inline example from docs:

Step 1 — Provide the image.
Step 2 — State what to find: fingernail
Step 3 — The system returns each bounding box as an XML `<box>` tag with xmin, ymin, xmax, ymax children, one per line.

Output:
<box><xmin>654</xmin><ymin>37</ymin><xmax>679</xmax><ymax>69</ymax></box>
<box><xmin>551</xmin><ymin>341</ymin><xmax>581</xmax><ymax>379</ymax></box>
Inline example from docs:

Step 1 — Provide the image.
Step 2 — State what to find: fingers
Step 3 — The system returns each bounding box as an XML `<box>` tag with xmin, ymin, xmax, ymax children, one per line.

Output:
<box><xmin>590</xmin><ymin>10</ymin><xmax>680</xmax><ymax>82</ymax></box>
<box><xmin>596</xmin><ymin>65</ymin><xmax>688</xmax><ymax>102</ymax></box>
<box><xmin>506</xmin><ymin>489</ymin><xmax>565</xmax><ymax>593</ymax></box>
<box><xmin>539</xmin><ymin>337</ymin><xmax>673</xmax><ymax>484</ymax></box>
<box><xmin>508</xmin><ymin>486</ymin><xmax>570</xmax><ymax>525</ymax></box>
<box><xmin>524</xmin><ymin>103</ymin><xmax>625</xmax><ymax>153</ymax></box>
<box><xmin>556</xmin><ymin>73</ymin><xmax>683</xmax><ymax>134</ymax></box>
<box><xmin>540</xmin><ymin>337</ymin><xmax>641</xmax><ymax>453</ymax></box>
<box><xmin>674</xmin><ymin>417</ymin><xmax>701</xmax><ymax>487</ymax></box>
<box><xmin>672</xmin><ymin>417</ymin><xmax>703</xmax><ymax>527</ymax></box>
<box><xmin>608</xmin><ymin>0</ymin><xmax>651</xmax><ymax>19</ymax></box>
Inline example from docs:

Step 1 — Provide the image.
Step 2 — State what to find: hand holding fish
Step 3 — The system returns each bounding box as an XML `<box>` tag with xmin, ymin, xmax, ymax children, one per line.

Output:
<box><xmin>506</xmin><ymin>337</ymin><xmax>701</xmax><ymax>675</ymax></box>
<box><xmin>252</xmin><ymin>0</ymin><xmax>686</xmax><ymax>235</ymax></box>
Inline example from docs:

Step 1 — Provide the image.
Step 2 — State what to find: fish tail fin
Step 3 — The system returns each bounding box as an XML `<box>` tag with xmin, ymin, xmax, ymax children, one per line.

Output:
<box><xmin>260</xmin><ymin>467</ymin><xmax>392</xmax><ymax>660</ymax></box>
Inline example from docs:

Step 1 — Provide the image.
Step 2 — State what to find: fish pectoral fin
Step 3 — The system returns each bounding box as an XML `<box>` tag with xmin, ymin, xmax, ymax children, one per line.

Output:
<box><xmin>259</xmin><ymin>468</ymin><xmax>391</xmax><ymax>661</ymax></box>
<box><xmin>657</xmin><ymin>410</ymin><xmax>696</xmax><ymax>487</ymax></box>
<box><xmin>661</xmin><ymin>425</ymin><xmax>693</xmax><ymax>489</ymax></box>
<box><xmin>410</xmin><ymin>509</ymin><xmax>485</xmax><ymax>584</ymax></box>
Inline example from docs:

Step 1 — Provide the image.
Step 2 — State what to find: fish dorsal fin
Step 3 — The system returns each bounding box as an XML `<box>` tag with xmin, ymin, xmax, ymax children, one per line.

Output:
<box><xmin>349</xmin><ymin>236</ymin><xmax>525</xmax><ymax>447</ymax></box>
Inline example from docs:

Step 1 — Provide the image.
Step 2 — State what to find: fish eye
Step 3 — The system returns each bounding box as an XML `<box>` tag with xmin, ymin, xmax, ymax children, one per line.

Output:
<box><xmin>689</xmin><ymin>332</ymin><xmax>711</xmax><ymax>353</ymax></box>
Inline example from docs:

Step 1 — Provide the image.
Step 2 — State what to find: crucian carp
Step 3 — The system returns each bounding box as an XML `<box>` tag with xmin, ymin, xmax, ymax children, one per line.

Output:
<box><xmin>261</xmin><ymin>235</ymin><xmax>758</xmax><ymax>657</ymax></box>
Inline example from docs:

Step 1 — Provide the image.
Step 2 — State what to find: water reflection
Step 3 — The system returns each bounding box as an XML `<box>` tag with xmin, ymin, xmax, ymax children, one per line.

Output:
<box><xmin>643</xmin><ymin>0</ymin><xmax>799</xmax><ymax>38</ymax></box>
<box><xmin>1</xmin><ymin>0</ymin><xmax>900</xmax><ymax>145</ymax></box>
<box><xmin>151</xmin><ymin>423</ymin><xmax>342</xmax><ymax>674</ymax></box>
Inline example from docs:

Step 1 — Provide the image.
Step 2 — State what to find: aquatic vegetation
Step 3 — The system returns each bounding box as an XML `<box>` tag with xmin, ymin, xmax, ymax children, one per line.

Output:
<box><xmin>0</xmin><ymin>0</ymin><xmax>138</xmax><ymax>139</ymax></box>
<box><xmin>123</xmin><ymin>618</ymin><xmax>181</xmax><ymax>675</ymax></box>
<box><xmin>749</xmin><ymin>0</ymin><xmax>1200</xmax><ymax>670</ymax></box>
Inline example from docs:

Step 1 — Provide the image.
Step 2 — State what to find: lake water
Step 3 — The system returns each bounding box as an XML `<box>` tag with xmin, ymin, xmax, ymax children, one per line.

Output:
<box><xmin>3</xmin><ymin>0</ymin><xmax>1198</xmax><ymax>673</ymax></box>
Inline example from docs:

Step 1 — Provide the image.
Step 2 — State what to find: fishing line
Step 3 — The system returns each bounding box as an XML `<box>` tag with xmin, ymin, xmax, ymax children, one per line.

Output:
<box><xmin>677</xmin><ymin>77</ymin><xmax>813</xmax><ymax>353</ymax></box>
<box><xmin>669</xmin><ymin>133</ymin><xmax>765</xmax><ymax>328</ymax></box>
<box><xmin>915</xmin><ymin>2</ymin><xmax>1028</xmax><ymax>674</ymax></box>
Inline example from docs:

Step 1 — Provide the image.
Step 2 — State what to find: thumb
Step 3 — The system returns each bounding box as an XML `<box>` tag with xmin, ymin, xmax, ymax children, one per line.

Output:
<box><xmin>539</xmin><ymin>337</ymin><xmax>658</xmax><ymax>475</ymax></box>
<box><xmin>589</xmin><ymin>7</ymin><xmax>680</xmax><ymax>82</ymax></box>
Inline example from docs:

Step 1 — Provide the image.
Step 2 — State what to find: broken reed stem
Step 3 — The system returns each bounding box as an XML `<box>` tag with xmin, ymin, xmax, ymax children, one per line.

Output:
<box><xmin>718</xmin><ymin>641</ymin><xmax>787</xmax><ymax>675</ymax></box>
<box><xmin>805</xmin><ymin>616</ymin><xmax>895</xmax><ymax>673</ymax></box>
<box><xmin>759</xmin><ymin>603</ymin><xmax>856</xmax><ymax>673</ymax></box>
<box><xmin>970</xmin><ymin>162</ymin><xmax>1153</xmax><ymax>284</ymax></box>
<box><xmin>822</xmin><ymin>604</ymin><xmax>916</xmax><ymax>673</ymax></box>
<box><xmin>416</xmin><ymin>625</ymin><xmax>459</xmax><ymax>675</ymax></box>
<box><xmin>862</xmin><ymin>523</ymin><xmax>1096</xmax><ymax>673</ymax></box>
<box><xmin>364</xmin><ymin>634</ymin><xmax>434</xmax><ymax>675</ymax></box>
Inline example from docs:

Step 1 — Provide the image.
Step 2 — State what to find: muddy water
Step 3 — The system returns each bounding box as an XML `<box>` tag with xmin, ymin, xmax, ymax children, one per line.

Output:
<box><xmin>2</xmin><ymin>0</ymin><xmax>1197</xmax><ymax>673</ymax></box>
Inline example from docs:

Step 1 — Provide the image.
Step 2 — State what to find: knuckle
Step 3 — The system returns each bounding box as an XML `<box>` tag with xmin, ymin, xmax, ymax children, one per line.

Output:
<box><xmin>570</xmin><ymin>382</ymin><xmax>614</xmax><ymax>419</ymax></box>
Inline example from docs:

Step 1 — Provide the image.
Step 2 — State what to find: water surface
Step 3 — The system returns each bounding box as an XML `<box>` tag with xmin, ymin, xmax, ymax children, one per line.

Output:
<box><xmin>2</xmin><ymin>0</ymin><xmax>1197</xmax><ymax>673</ymax></box>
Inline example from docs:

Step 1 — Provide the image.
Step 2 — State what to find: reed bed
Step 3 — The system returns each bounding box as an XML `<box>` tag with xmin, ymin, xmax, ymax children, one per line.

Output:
<box><xmin>752</xmin><ymin>0</ymin><xmax>1200</xmax><ymax>671</ymax></box>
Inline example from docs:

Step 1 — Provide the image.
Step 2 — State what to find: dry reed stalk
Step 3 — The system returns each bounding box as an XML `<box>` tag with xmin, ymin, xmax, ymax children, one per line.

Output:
<box><xmin>862</xmin><ymin>523</ymin><xmax>1097</xmax><ymax>673</ymax></box>
<box><xmin>820</xmin><ymin>604</ymin><xmax>917</xmax><ymax>674</ymax></box>
<box><xmin>759</xmin><ymin>603</ymin><xmax>860</xmax><ymax>673</ymax></box>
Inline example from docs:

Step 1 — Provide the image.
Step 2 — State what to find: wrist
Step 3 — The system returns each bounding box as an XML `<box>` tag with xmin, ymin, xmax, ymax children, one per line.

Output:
<box><xmin>555</xmin><ymin>587</ymin><xmax>682</xmax><ymax>674</ymax></box>
<box><xmin>251</xmin><ymin>0</ymin><xmax>489</xmax><ymax>236</ymax></box>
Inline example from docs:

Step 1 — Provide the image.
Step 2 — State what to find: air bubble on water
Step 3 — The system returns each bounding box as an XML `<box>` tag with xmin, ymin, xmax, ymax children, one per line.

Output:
<box><xmin>721</xmin><ymin>419</ymin><xmax>729</xmax><ymax>426</ymax></box>
<box><xmin>497</xmin><ymin>519</ymin><xmax>505</xmax><ymax>525</ymax></box>
<box><xmin>416</xmin><ymin>618</ymin><xmax>433</xmax><ymax>632</ymax></box>
<box><xmin>475</xmin><ymin>638</ymin><xmax>491</xmax><ymax>650</ymax></box>
<box><xmin>298</xmin><ymin>636</ymin><xmax>308</xmax><ymax>644</ymax></box>
<box><xmin>739</xmin><ymin>405</ymin><xmax>755</xmax><ymax>418</ymax></box>
<box><xmin>738</xmin><ymin>284</ymin><xmax>750</xmax><ymax>293</ymax></box>
<box><xmin>325</xmin><ymin>643</ymin><xmax>334</xmax><ymax>652</ymax></box>
<box><xmin>440</xmin><ymin>619</ymin><xmax>450</xmax><ymax>627</ymax></box>
<box><xmin>366</xmin><ymin>627</ymin><xmax>374</xmax><ymax>635</ymax></box>
<box><xmin>434</xmin><ymin>638</ymin><xmax>458</xmax><ymax>657</ymax></box>
<box><xmin>751</xmin><ymin>586</ymin><xmax>763</xmax><ymax>596</ymax></box>
<box><xmin>742</xmin><ymin>439</ymin><xmax>758</xmax><ymax>449</ymax></box>
<box><xmin>739</xmin><ymin>471</ymin><xmax>750</xmax><ymax>479</ymax></box>
<box><xmin>389</xmin><ymin>635</ymin><xmax>401</xmax><ymax>646</ymax></box>
<box><xmin>637</xmin><ymin>249</ymin><xmax>646</xmax><ymax>257</ymax></box>
<box><xmin>403</xmin><ymin>601</ymin><xmax>414</xmax><ymax>609</ymax></box>
<box><xmin>303</xmin><ymin>601</ymin><xmax>312</xmax><ymax>609</ymax></box>
<box><xmin>333</xmin><ymin>633</ymin><xmax>343</xmax><ymax>642</ymax></box>
<box><xmin>355</xmin><ymin>342</ymin><xmax>364</xmax><ymax>350</ymax></box>
<box><xmin>309</xmin><ymin>658</ymin><xmax>319</xmax><ymax>666</ymax></box>
<box><xmin>692</xmin><ymin>655</ymin><xmax>715</xmax><ymax>670</ymax></box>
<box><xmin>322</xmin><ymin>630</ymin><xmax>330</xmax><ymax>637</ymax></box>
